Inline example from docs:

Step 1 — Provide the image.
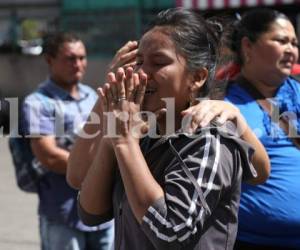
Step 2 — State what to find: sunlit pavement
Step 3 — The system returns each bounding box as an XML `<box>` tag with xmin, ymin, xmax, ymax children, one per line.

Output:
<box><xmin>0</xmin><ymin>137</ymin><xmax>39</xmax><ymax>250</ymax></box>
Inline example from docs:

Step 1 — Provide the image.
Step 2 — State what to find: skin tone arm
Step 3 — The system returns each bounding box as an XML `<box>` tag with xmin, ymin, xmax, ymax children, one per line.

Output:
<box><xmin>80</xmin><ymin>68</ymin><xmax>164</xmax><ymax>223</ymax></box>
<box><xmin>67</xmin><ymin>41</ymin><xmax>138</xmax><ymax>189</ymax></box>
<box><xmin>79</xmin><ymin>137</ymin><xmax>116</xmax><ymax>215</ymax></box>
<box><xmin>107</xmin><ymin>68</ymin><xmax>164</xmax><ymax>223</ymax></box>
<box><xmin>79</xmin><ymin>131</ymin><xmax>162</xmax><ymax>222</ymax></box>
<box><xmin>67</xmin><ymin>98</ymin><xmax>103</xmax><ymax>189</ymax></box>
<box><xmin>112</xmin><ymin>138</ymin><xmax>164</xmax><ymax>223</ymax></box>
<box><xmin>31</xmin><ymin>136</ymin><xmax>69</xmax><ymax>174</ymax></box>
<box><xmin>182</xmin><ymin>100</ymin><xmax>271</xmax><ymax>184</ymax></box>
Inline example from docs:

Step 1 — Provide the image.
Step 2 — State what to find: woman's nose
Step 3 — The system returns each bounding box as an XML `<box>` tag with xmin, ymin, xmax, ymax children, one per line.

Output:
<box><xmin>286</xmin><ymin>43</ymin><xmax>299</xmax><ymax>60</ymax></box>
<box><xmin>285</xmin><ymin>42</ymin><xmax>296</xmax><ymax>53</ymax></box>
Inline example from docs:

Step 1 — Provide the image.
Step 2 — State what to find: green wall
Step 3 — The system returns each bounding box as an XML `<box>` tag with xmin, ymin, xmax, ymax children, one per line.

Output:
<box><xmin>62</xmin><ymin>0</ymin><xmax>174</xmax><ymax>11</ymax></box>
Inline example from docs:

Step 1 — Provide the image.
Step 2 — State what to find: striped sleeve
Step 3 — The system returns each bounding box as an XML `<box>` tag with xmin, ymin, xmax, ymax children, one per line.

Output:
<box><xmin>141</xmin><ymin>130</ymin><xmax>233</xmax><ymax>249</ymax></box>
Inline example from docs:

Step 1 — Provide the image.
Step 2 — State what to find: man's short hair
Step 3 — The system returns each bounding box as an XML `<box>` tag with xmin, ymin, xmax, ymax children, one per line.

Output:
<box><xmin>42</xmin><ymin>32</ymin><xmax>82</xmax><ymax>57</ymax></box>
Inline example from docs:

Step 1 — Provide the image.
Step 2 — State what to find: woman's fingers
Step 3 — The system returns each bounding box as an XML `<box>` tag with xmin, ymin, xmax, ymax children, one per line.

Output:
<box><xmin>104</xmin><ymin>83</ymin><xmax>113</xmax><ymax>104</ymax></box>
<box><xmin>197</xmin><ymin>108</ymin><xmax>220</xmax><ymax>127</ymax></box>
<box><xmin>116</xmin><ymin>68</ymin><xmax>126</xmax><ymax>102</ymax></box>
<box><xmin>97</xmin><ymin>87</ymin><xmax>108</xmax><ymax>112</ymax></box>
<box><xmin>104</xmin><ymin>66</ymin><xmax>146</xmax><ymax>108</ymax></box>
<box><xmin>117</xmin><ymin>41</ymin><xmax>138</xmax><ymax>56</ymax></box>
<box><xmin>182</xmin><ymin>101</ymin><xmax>224</xmax><ymax>131</ymax></box>
<box><xmin>120</xmin><ymin>49</ymin><xmax>138</xmax><ymax>66</ymax></box>
<box><xmin>106</xmin><ymin>72</ymin><xmax>118</xmax><ymax>103</ymax></box>
<box><xmin>191</xmin><ymin>102</ymin><xmax>212</xmax><ymax>126</ymax></box>
<box><xmin>125</xmin><ymin>67</ymin><xmax>135</xmax><ymax>101</ymax></box>
<box><xmin>217</xmin><ymin>110</ymin><xmax>232</xmax><ymax>124</ymax></box>
<box><xmin>130</xmin><ymin>73</ymin><xmax>139</xmax><ymax>102</ymax></box>
<box><xmin>108</xmin><ymin>41</ymin><xmax>138</xmax><ymax>72</ymax></box>
<box><xmin>123</xmin><ymin>61</ymin><xmax>137</xmax><ymax>70</ymax></box>
<box><xmin>187</xmin><ymin>101</ymin><xmax>241</xmax><ymax>130</ymax></box>
<box><xmin>135</xmin><ymin>72</ymin><xmax>147</xmax><ymax>105</ymax></box>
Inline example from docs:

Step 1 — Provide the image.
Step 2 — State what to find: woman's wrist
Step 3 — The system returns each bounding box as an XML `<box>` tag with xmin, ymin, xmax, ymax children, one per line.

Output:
<box><xmin>234</xmin><ymin>113</ymin><xmax>249</xmax><ymax>138</ymax></box>
<box><xmin>111</xmin><ymin>133</ymin><xmax>139</xmax><ymax>148</ymax></box>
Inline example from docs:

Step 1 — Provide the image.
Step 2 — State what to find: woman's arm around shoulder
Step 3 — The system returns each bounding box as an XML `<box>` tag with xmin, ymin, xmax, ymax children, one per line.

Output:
<box><xmin>181</xmin><ymin>100</ymin><xmax>270</xmax><ymax>184</ymax></box>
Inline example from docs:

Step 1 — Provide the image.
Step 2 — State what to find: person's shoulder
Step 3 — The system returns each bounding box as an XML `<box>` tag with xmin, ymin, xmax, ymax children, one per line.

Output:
<box><xmin>179</xmin><ymin>125</ymin><xmax>255</xmax><ymax>177</ymax></box>
<box><xmin>179</xmin><ymin>123</ymin><xmax>239</xmax><ymax>149</ymax></box>
<box><xmin>284</xmin><ymin>76</ymin><xmax>300</xmax><ymax>96</ymax></box>
<box><xmin>206</xmin><ymin>123</ymin><xmax>256</xmax><ymax>179</ymax></box>
<box><xmin>226</xmin><ymin>80</ymin><xmax>239</xmax><ymax>93</ymax></box>
<box><xmin>78</xmin><ymin>83</ymin><xmax>98</xmax><ymax>101</ymax></box>
<box><xmin>78</xmin><ymin>83</ymin><xmax>96</xmax><ymax>95</ymax></box>
<box><xmin>287</xmin><ymin>76</ymin><xmax>300</xmax><ymax>86</ymax></box>
<box><xmin>192</xmin><ymin>122</ymin><xmax>252</xmax><ymax>150</ymax></box>
<box><xmin>22</xmin><ymin>82</ymin><xmax>56</xmax><ymax>113</ymax></box>
<box><xmin>23</xmin><ymin>89</ymin><xmax>50</xmax><ymax>106</ymax></box>
<box><xmin>225</xmin><ymin>81</ymin><xmax>253</xmax><ymax>104</ymax></box>
<box><xmin>23</xmin><ymin>90</ymin><xmax>43</xmax><ymax>104</ymax></box>
<box><xmin>292</xmin><ymin>75</ymin><xmax>300</xmax><ymax>82</ymax></box>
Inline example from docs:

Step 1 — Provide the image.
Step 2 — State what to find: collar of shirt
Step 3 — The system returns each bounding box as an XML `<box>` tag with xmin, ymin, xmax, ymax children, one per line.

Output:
<box><xmin>42</xmin><ymin>78</ymin><xmax>90</xmax><ymax>101</ymax></box>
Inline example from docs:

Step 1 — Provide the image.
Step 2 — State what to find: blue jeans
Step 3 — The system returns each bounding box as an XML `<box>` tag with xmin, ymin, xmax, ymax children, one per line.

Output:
<box><xmin>39</xmin><ymin>216</ymin><xmax>114</xmax><ymax>250</ymax></box>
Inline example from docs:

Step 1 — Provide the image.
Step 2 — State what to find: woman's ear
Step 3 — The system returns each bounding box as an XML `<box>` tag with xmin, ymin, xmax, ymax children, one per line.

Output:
<box><xmin>193</xmin><ymin>67</ymin><xmax>208</xmax><ymax>89</ymax></box>
<box><xmin>241</xmin><ymin>37</ymin><xmax>252</xmax><ymax>63</ymax></box>
<box><xmin>189</xmin><ymin>67</ymin><xmax>208</xmax><ymax>105</ymax></box>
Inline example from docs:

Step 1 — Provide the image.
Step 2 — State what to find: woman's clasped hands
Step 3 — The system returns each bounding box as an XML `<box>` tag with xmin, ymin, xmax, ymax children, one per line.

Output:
<box><xmin>98</xmin><ymin>67</ymin><xmax>149</xmax><ymax>145</ymax></box>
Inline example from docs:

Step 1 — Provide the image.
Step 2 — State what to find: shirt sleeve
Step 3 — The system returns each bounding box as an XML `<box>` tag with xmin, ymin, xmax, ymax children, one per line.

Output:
<box><xmin>141</xmin><ymin>129</ymin><xmax>235</xmax><ymax>249</ymax></box>
<box><xmin>22</xmin><ymin>94</ymin><xmax>56</xmax><ymax>136</ymax></box>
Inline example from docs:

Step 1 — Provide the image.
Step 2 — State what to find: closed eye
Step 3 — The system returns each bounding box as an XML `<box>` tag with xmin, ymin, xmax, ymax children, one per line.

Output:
<box><xmin>274</xmin><ymin>37</ymin><xmax>299</xmax><ymax>48</ymax></box>
<box><xmin>153</xmin><ymin>61</ymin><xmax>168</xmax><ymax>66</ymax></box>
<box><xmin>274</xmin><ymin>37</ymin><xmax>288</xmax><ymax>45</ymax></box>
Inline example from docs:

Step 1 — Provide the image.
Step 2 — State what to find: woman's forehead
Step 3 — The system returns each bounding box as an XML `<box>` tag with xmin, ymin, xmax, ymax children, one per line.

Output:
<box><xmin>139</xmin><ymin>28</ymin><xmax>175</xmax><ymax>52</ymax></box>
<box><xmin>267</xmin><ymin>18</ymin><xmax>295</xmax><ymax>35</ymax></box>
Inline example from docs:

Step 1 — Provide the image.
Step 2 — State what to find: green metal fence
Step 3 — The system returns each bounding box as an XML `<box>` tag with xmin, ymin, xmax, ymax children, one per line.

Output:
<box><xmin>61</xmin><ymin>8</ymin><xmax>141</xmax><ymax>56</ymax></box>
<box><xmin>61</xmin><ymin>0</ymin><xmax>175</xmax><ymax>56</ymax></box>
<box><xmin>62</xmin><ymin>0</ymin><xmax>174</xmax><ymax>10</ymax></box>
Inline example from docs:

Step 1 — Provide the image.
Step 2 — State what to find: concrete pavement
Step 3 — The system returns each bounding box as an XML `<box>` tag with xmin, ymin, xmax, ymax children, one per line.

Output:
<box><xmin>0</xmin><ymin>137</ymin><xmax>39</xmax><ymax>250</ymax></box>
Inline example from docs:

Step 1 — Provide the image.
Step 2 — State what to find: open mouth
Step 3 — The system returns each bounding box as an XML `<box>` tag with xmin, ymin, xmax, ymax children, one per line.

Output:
<box><xmin>280</xmin><ymin>61</ymin><xmax>294</xmax><ymax>69</ymax></box>
<box><xmin>281</xmin><ymin>58</ymin><xmax>294</xmax><ymax>67</ymax></box>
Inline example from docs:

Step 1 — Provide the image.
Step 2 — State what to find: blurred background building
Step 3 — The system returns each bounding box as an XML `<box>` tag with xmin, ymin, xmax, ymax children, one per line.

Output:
<box><xmin>0</xmin><ymin>0</ymin><xmax>299</xmax><ymax>133</ymax></box>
